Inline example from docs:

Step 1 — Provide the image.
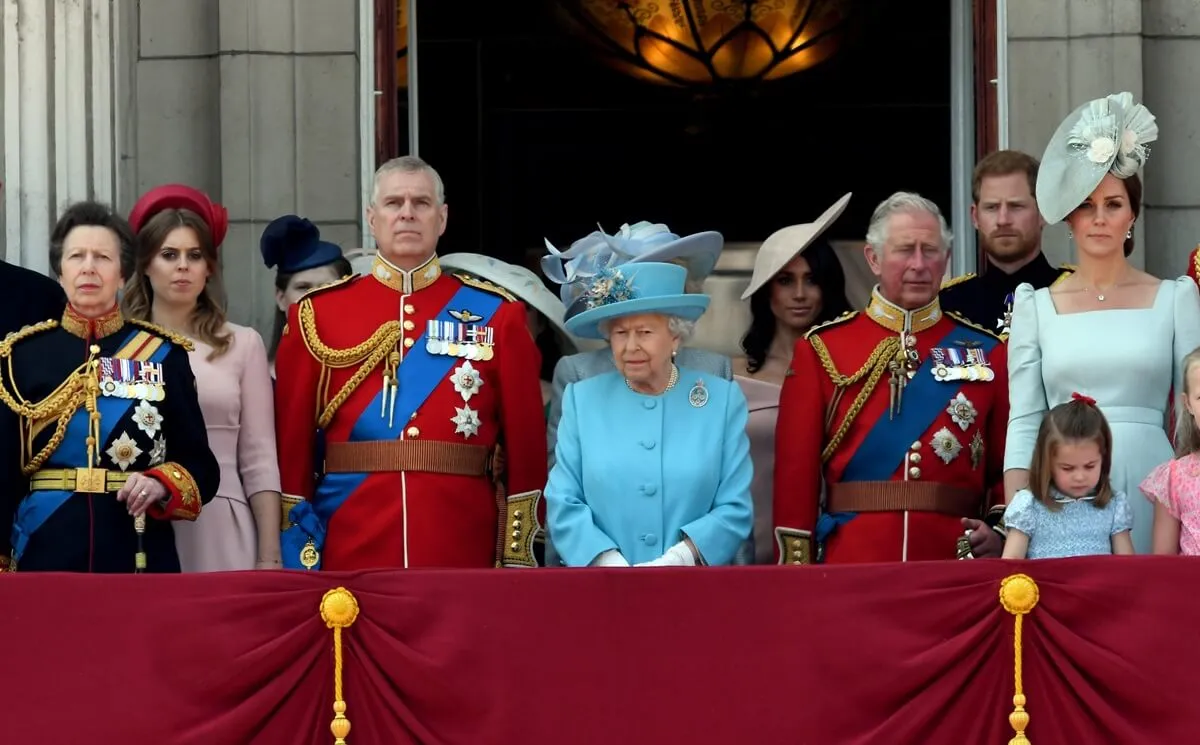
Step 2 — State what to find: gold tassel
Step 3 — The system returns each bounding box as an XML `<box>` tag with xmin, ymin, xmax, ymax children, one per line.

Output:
<box><xmin>999</xmin><ymin>573</ymin><xmax>1040</xmax><ymax>744</ymax></box>
<box><xmin>320</xmin><ymin>587</ymin><xmax>360</xmax><ymax>745</ymax></box>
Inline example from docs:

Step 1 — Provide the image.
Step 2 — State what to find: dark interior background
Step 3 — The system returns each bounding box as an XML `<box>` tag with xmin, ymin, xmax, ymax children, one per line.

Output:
<box><xmin>402</xmin><ymin>0</ymin><xmax>950</xmax><ymax>268</ymax></box>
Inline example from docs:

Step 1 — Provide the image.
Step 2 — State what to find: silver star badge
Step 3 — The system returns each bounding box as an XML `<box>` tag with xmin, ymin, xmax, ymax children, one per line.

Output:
<box><xmin>450</xmin><ymin>360</ymin><xmax>485</xmax><ymax>402</ymax></box>
<box><xmin>451</xmin><ymin>405</ymin><xmax>481</xmax><ymax>439</ymax></box>
<box><xmin>930</xmin><ymin>427</ymin><xmax>963</xmax><ymax>465</ymax></box>
<box><xmin>946</xmin><ymin>392</ymin><xmax>977</xmax><ymax>432</ymax></box>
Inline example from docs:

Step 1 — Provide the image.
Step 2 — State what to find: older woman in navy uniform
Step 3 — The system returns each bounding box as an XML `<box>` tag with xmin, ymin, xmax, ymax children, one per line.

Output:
<box><xmin>0</xmin><ymin>201</ymin><xmax>219</xmax><ymax>573</ymax></box>
<box><xmin>546</xmin><ymin>262</ymin><xmax>753</xmax><ymax>567</ymax></box>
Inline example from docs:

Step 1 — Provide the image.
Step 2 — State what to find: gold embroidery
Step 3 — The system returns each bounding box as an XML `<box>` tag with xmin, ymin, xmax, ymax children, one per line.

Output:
<box><xmin>810</xmin><ymin>334</ymin><xmax>899</xmax><ymax>462</ymax></box>
<box><xmin>864</xmin><ymin>290</ymin><xmax>942</xmax><ymax>334</ymax></box>
<box><xmin>370</xmin><ymin>253</ymin><xmax>441</xmax><ymax>294</ymax></box>
<box><xmin>803</xmin><ymin>310</ymin><xmax>858</xmax><ymax>340</ymax></box>
<box><xmin>127</xmin><ymin>319</ymin><xmax>193</xmax><ymax>352</ymax></box>
<box><xmin>1052</xmin><ymin>264</ymin><xmax>1076</xmax><ymax>287</ymax></box>
<box><xmin>149</xmin><ymin>462</ymin><xmax>200</xmax><ymax>508</ymax></box>
<box><xmin>774</xmin><ymin>527</ymin><xmax>813</xmax><ymax>565</ymax></box>
<box><xmin>500</xmin><ymin>490</ymin><xmax>542</xmax><ymax>568</ymax></box>
<box><xmin>453</xmin><ymin>273</ymin><xmax>517</xmax><ymax>303</ymax></box>
<box><xmin>946</xmin><ymin>311</ymin><xmax>1004</xmax><ymax>342</ymax></box>
<box><xmin>61</xmin><ymin>305</ymin><xmax>124</xmax><ymax>340</ymax></box>
<box><xmin>940</xmin><ymin>273</ymin><xmax>975</xmax><ymax>290</ymax></box>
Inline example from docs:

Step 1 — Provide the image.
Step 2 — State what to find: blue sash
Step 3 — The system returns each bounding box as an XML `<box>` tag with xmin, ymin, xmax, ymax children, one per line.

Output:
<box><xmin>817</xmin><ymin>324</ymin><xmax>998</xmax><ymax>547</ymax></box>
<box><xmin>282</xmin><ymin>284</ymin><xmax>503</xmax><ymax>569</ymax></box>
<box><xmin>11</xmin><ymin>331</ymin><xmax>172</xmax><ymax>561</ymax></box>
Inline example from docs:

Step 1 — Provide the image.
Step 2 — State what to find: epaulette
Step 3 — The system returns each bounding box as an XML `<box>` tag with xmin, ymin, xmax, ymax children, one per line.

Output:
<box><xmin>128</xmin><ymin>318</ymin><xmax>195</xmax><ymax>351</ymax></box>
<box><xmin>1051</xmin><ymin>264</ymin><xmax>1076</xmax><ymax>287</ymax></box>
<box><xmin>0</xmin><ymin>320</ymin><xmax>58</xmax><ymax>357</ymax></box>
<box><xmin>940</xmin><ymin>273</ymin><xmax>976</xmax><ymax>290</ymax></box>
<box><xmin>803</xmin><ymin>310</ymin><xmax>858</xmax><ymax>340</ymax></box>
<box><xmin>945</xmin><ymin>310</ymin><xmax>1003</xmax><ymax>342</ymax></box>
<box><xmin>453</xmin><ymin>272</ymin><xmax>517</xmax><ymax>302</ymax></box>
<box><xmin>298</xmin><ymin>273</ymin><xmax>357</xmax><ymax>303</ymax></box>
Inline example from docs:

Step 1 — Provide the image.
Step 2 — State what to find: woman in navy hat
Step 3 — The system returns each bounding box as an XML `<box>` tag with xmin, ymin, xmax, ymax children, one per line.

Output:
<box><xmin>259</xmin><ymin>215</ymin><xmax>352</xmax><ymax>372</ymax></box>
<box><xmin>545</xmin><ymin>262</ymin><xmax>753</xmax><ymax>567</ymax></box>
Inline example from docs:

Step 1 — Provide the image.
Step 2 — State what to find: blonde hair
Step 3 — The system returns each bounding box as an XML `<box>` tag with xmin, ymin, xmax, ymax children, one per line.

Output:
<box><xmin>1175</xmin><ymin>346</ymin><xmax>1200</xmax><ymax>456</ymax></box>
<box><xmin>122</xmin><ymin>208</ymin><xmax>233</xmax><ymax>360</ymax></box>
<box><xmin>1028</xmin><ymin>397</ymin><xmax>1114</xmax><ymax>511</ymax></box>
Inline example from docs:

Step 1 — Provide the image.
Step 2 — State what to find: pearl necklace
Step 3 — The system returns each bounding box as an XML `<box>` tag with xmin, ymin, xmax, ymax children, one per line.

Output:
<box><xmin>626</xmin><ymin>364</ymin><xmax>679</xmax><ymax>395</ymax></box>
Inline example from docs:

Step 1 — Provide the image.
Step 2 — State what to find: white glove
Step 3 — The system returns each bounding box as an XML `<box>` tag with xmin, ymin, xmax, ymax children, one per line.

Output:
<box><xmin>635</xmin><ymin>541</ymin><xmax>698</xmax><ymax>567</ymax></box>
<box><xmin>590</xmin><ymin>549</ymin><xmax>630</xmax><ymax>567</ymax></box>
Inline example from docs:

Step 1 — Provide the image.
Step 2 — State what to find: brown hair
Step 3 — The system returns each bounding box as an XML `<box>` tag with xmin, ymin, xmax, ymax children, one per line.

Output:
<box><xmin>1028</xmin><ymin>397</ymin><xmax>1114</xmax><ymax>510</ymax></box>
<box><xmin>1175</xmin><ymin>346</ymin><xmax>1200</xmax><ymax>457</ymax></box>
<box><xmin>972</xmin><ymin>150</ymin><xmax>1039</xmax><ymax>204</ymax></box>
<box><xmin>122</xmin><ymin>208</ymin><xmax>233</xmax><ymax>359</ymax></box>
<box><xmin>1121</xmin><ymin>173</ymin><xmax>1143</xmax><ymax>257</ymax></box>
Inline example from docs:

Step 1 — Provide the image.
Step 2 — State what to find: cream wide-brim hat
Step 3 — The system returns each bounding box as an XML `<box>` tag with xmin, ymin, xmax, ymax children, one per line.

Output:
<box><xmin>438</xmin><ymin>252</ymin><xmax>581</xmax><ymax>354</ymax></box>
<box><xmin>740</xmin><ymin>193</ymin><xmax>852</xmax><ymax>300</ymax></box>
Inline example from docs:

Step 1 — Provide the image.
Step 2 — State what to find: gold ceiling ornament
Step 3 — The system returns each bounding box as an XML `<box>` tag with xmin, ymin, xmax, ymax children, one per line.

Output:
<box><xmin>556</xmin><ymin>0</ymin><xmax>853</xmax><ymax>88</ymax></box>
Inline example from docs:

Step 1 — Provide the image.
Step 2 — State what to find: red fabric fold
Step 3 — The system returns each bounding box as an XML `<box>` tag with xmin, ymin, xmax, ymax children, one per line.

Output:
<box><xmin>1</xmin><ymin>558</ymin><xmax>1198</xmax><ymax>744</ymax></box>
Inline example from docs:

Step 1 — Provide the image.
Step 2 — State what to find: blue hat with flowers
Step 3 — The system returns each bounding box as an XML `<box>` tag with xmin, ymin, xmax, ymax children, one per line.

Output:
<box><xmin>540</xmin><ymin>221</ymin><xmax>723</xmax><ymax>317</ymax></box>
<box><xmin>259</xmin><ymin>215</ymin><xmax>345</xmax><ymax>274</ymax></box>
<box><xmin>563</xmin><ymin>262</ymin><xmax>710</xmax><ymax>340</ymax></box>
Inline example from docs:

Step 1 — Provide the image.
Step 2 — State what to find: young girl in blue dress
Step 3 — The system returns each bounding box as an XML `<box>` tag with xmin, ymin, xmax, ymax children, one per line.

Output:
<box><xmin>1002</xmin><ymin>393</ymin><xmax>1135</xmax><ymax>559</ymax></box>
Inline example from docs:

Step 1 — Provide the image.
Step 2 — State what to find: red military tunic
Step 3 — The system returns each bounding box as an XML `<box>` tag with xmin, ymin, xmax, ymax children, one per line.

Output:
<box><xmin>773</xmin><ymin>289</ymin><xmax>1008</xmax><ymax>564</ymax></box>
<box><xmin>1189</xmin><ymin>246</ymin><xmax>1200</xmax><ymax>289</ymax></box>
<box><xmin>275</xmin><ymin>252</ymin><xmax>547</xmax><ymax>569</ymax></box>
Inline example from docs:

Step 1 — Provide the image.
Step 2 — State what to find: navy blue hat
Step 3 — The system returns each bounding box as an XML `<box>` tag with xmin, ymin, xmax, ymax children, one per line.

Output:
<box><xmin>259</xmin><ymin>215</ymin><xmax>345</xmax><ymax>274</ymax></box>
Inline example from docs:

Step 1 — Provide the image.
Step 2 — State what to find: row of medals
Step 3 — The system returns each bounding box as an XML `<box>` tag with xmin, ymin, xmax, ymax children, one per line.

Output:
<box><xmin>425</xmin><ymin>322</ymin><xmax>494</xmax><ymax>361</ymax></box>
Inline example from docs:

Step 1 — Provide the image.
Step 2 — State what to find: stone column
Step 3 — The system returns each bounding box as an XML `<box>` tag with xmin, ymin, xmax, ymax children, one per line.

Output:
<box><xmin>1004</xmin><ymin>0</ymin><xmax>1145</xmax><ymax>269</ymax></box>
<box><xmin>1142</xmin><ymin>1</ymin><xmax>1200</xmax><ymax>280</ymax></box>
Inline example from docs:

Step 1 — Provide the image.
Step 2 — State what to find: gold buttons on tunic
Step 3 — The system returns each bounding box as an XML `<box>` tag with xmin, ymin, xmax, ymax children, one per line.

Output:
<box><xmin>403</xmin><ymin>320</ymin><xmax>415</xmax><ymax>331</ymax></box>
<box><xmin>403</xmin><ymin>337</ymin><xmax>414</xmax><ymax>348</ymax></box>
<box><xmin>404</xmin><ymin>304</ymin><xmax>415</xmax><ymax>314</ymax></box>
<box><xmin>406</xmin><ymin>426</ymin><xmax>420</xmax><ymax>438</ymax></box>
<box><xmin>908</xmin><ymin>467</ymin><xmax>921</xmax><ymax>479</ymax></box>
<box><xmin>910</xmin><ymin>441</ymin><xmax>921</xmax><ymax>451</ymax></box>
<box><xmin>909</xmin><ymin>453</ymin><xmax>921</xmax><ymax>465</ymax></box>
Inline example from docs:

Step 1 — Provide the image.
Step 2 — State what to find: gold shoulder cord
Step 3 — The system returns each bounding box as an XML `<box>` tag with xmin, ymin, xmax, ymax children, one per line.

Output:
<box><xmin>298</xmin><ymin>299</ymin><xmax>403</xmax><ymax>429</ymax></box>
<box><xmin>0</xmin><ymin>321</ymin><xmax>95</xmax><ymax>474</ymax></box>
<box><xmin>809</xmin><ymin>333</ymin><xmax>900</xmax><ymax>462</ymax></box>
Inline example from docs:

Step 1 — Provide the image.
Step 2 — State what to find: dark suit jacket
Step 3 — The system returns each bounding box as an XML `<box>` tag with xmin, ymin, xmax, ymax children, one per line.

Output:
<box><xmin>0</xmin><ymin>261</ymin><xmax>65</xmax><ymax>337</ymax></box>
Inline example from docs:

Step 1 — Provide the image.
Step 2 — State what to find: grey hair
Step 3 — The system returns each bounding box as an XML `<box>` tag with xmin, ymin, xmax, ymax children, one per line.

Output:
<box><xmin>598</xmin><ymin>314</ymin><xmax>696</xmax><ymax>343</ymax></box>
<box><xmin>372</xmin><ymin>155</ymin><xmax>446</xmax><ymax>206</ymax></box>
<box><xmin>864</xmin><ymin>191</ymin><xmax>954</xmax><ymax>256</ymax></box>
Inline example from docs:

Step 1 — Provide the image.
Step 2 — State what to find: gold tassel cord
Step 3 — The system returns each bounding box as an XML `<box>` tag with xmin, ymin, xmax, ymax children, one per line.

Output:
<box><xmin>999</xmin><ymin>573</ymin><xmax>1040</xmax><ymax>745</ymax></box>
<box><xmin>320</xmin><ymin>588</ymin><xmax>360</xmax><ymax>745</ymax></box>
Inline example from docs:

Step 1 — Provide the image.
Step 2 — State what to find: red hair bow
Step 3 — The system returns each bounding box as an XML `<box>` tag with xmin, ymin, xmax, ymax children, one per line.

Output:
<box><xmin>1071</xmin><ymin>392</ymin><xmax>1097</xmax><ymax>406</ymax></box>
<box><xmin>128</xmin><ymin>184</ymin><xmax>229</xmax><ymax>251</ymax></box>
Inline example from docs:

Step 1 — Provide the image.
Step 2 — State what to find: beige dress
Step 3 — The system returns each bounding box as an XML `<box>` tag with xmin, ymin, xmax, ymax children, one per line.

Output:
<box><xmin>173</xmin><ymin>324</ymin><xmax>281</xmax><ymax>571</ymax></box>
<box><xmin>735</xmin><ymin>375</ymin><xmax>781</xmax><ymax>564</ymax></box>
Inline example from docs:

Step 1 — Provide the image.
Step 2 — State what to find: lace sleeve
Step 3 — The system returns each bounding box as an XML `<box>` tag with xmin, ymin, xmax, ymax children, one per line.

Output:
<box><xmin>1003</xmin><ymin>489</ymin><xmax>1040</xmax><ymax>536</ymax></box>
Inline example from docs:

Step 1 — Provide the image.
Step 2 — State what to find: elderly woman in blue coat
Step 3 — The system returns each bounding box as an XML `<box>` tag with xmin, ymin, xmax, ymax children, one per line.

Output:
<box><xmin>546</xmin><ymin>262</ymin><xmax>754</xmax><ymax>567</ymax></box>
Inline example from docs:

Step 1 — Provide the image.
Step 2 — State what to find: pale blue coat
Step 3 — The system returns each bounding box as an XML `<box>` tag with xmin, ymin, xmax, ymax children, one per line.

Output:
<box><xmin>546</xmin><ymin>367</ymin><xmax>753</xmax><ymax>567</ymax></box>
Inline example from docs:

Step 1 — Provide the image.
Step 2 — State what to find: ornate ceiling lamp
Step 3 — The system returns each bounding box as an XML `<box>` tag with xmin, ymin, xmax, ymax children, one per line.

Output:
<box><xmin>556</xmin><ymin>0</ymin><xmax>853</xmax><ymax>88</ymax></box>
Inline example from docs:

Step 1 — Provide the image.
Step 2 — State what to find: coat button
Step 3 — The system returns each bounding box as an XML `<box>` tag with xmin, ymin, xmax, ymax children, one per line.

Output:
<box><xmin>403</xmin><ymin>320</ymin><xmax>415</xmax><ymax>331</ymax></box>
<box><xmin>404</xmin><ymin>304</ymin><xmax>415</xmax><ymax>314</ymax></box>
<box><xmin>642</xmin><ymin>484</ymin><xmax>657</xmax><ymax>496</ymax></box>
<box><xmin>909</xmin><ymin>466</ymin><xmax>921</xmax><ymax>479</ymax></box>
<box><xmin>640</xmin><ymin>439</ymin><xmax>656</xmax><ymax>450</ymax></box>
<box><xmin>911</xmin><ymin>441</ymin><xmax>922</xmax><ymax>451</ymax></box>
<box><xmin>403</xmin><ymin>337</ymin><xmax>414</xmax><ymax>348</ymax></box>
<box><xmin>406</xmin><ymin>426</ymin><xmax>420</xmax><ymax>438</ymax></box>
<box><xmin>642</xmin><ymin>533</ymin><xmax>658</xmax><ymax>546</ymax></box>
<box><xmin>909</xmin><ymin>453</ymin><xmax>922</xmax><ymax>465</ymax></box>
<box><xmin>643</xmin><ymin>399</ymin><xmax>657</xmax><ymax>410</ymax></box>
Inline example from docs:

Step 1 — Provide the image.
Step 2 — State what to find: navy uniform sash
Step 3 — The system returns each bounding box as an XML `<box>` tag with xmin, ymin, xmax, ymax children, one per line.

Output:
<box><xmin>282</xmin><ymin>284</ymin><xmax>503</xmax><ymax>569</ymax></box>
<box><xmin>816</xmin><ymin>324</ymin><xmax>999</xmax><ymax>547</ymax></box>
<box><xmin>11</xmin><ymin>330</ymin><xmax>173</xmax><ymax>561</ymax></box>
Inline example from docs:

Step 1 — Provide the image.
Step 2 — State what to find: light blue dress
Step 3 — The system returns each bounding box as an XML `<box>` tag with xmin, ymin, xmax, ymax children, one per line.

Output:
<box><xmin>1003</xmin><ymin>488</ymin><xmax>1133</xmax><ymax>558</ymax></box>
<box><xmin>1005</xmin><ymin>278</ymin><xmax>1200</xmax><ymax>553</ymax></box>
<box><xmin>546</xmin><ymin>366</ymin><xmax>753</xmax><ymax>566</ymax></box>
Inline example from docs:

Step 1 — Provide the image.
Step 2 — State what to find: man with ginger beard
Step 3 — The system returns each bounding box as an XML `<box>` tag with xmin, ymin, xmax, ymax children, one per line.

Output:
<box><xmin>939</xmin><ymin>150</ymin><xmax>1074</xmax><ymax>338</ymax></box>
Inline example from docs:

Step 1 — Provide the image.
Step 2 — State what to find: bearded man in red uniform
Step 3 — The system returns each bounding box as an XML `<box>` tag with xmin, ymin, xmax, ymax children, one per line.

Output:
<box><xmin>773</xmin><ymin>192</ymin><xmax>1007</xmax><ymax>564</ymax></box>
<box><xmin>275</xmin><ymin>156</ymin><xmax>547</xmax><ymax>570</ymax></box>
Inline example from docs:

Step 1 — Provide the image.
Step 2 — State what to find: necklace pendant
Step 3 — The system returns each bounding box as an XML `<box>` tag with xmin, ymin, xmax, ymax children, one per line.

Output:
<box><xmin>1097</xmin><ymin>294</ymin><xmax>1105</xmax><ymax>301</ymax></box>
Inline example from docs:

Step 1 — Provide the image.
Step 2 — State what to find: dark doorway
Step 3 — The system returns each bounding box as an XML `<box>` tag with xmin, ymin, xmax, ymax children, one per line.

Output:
<box><xmin>406</xmin><ymin>1</ymin><xmax>950</xmax><ymax>268</ymax></box>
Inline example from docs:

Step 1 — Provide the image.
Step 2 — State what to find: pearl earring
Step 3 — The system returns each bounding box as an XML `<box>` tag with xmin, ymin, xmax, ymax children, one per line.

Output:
<box><xmin>1126</xmin><ymin>229</ymin><xmax>1133</xmax><ymax>239</ymax></box>
<box><xmin>1067</xmin><ymin>230</ymin><xmax>1073</xmax><ymax>239</ymax></box>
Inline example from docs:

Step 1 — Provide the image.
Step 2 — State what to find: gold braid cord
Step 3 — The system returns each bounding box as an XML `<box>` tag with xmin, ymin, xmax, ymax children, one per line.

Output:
<box><xmin>810</xmin><ymin>335</ymin><xmax>900</xmax><ymax>462</ymax></box>
<box><xmin>1000</xmin><ymin>574</ymin><xmax>1039</xmax><ymax>744</ymax></box>
<box><xmin>298</xmin><ymin>299</ymin><xmax>402</xmax><ymax>429</ymax></box>
<box><xmin>127</xmin><ymin>318</ymin><xmax>195</xmax><ymax>351</ymax></box>
<box><xmin>0</xmin><ymin>321</ymin><xmax>95</xmax><ymax>474</ymax></box>
<box><xmin>321</xmin><ymin>587</ymin><xmax>360</xmax><ymax>745</ymax></box>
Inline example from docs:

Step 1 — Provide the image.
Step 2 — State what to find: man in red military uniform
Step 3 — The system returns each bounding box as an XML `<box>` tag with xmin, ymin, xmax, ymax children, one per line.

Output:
<box><xmin>773</xmin><ymin>192</ymin><xmax>1008</xmax><ymax>564</ymax></box>
<box><xmin>1188</xmin><ymin>245</ymin><xmax>1200</xmax><ymax>289</ymax></box>
<box><xmin>274</xmin><ymin>155</ymin><xmax>547</xmax><ymax>570</ymax></box>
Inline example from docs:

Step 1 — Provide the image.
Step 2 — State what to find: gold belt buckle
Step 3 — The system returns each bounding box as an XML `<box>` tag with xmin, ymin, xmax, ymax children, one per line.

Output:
<box><xmin>75</xmin><ymin>467</ymin><xmax>109</xmax><ymax>494</ymax></box>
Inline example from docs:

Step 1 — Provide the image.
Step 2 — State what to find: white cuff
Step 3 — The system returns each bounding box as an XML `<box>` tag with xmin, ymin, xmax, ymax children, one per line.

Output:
<box><xmin>636</xmin><ymin>542</ymin><xmax>697</xmax><ymax>567</ymax></box>
<box><xmin>590</xmin><ymin>549</ymin><xmax>630</xmax><ymax>568</ymax></box>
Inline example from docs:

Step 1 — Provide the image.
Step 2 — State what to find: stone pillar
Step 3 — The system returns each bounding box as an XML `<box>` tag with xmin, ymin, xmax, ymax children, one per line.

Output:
<box><xmin>1142</xmin><ymin>1</ymin><xmax>1200</xmax><ymax>280</ymax></box>
<box><xmin>2</xmin><ymin>0</ymin><xmax>121</xmax><ymax>275</ymax></box>
<box><xmin>127</xmin><ymin>0</ymin><xmax>364</xmax><ymax>335</ymax></box>
<box><xmin>1004</xmin><ymin>0</ymin><xmax>1145</xmax><ymax>269</ymax></box>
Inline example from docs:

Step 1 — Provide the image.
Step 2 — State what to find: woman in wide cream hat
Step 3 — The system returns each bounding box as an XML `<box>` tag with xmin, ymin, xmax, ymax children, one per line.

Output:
<box><xmin>734</xmin><ymin>193</ymin><xmax>852</xmax><ymax>563</ymax></box>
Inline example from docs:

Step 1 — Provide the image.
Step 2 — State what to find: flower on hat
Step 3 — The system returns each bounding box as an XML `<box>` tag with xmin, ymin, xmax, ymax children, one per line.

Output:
<box><xmin>581</xmin><ymin>267</ymin><xmax>635</xmax><ymax>310</ymax></box>
<box><xmin>1087</xmin><ymin>136</ymin><xmax>1116</xmax><ymax>164</ymax></box>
